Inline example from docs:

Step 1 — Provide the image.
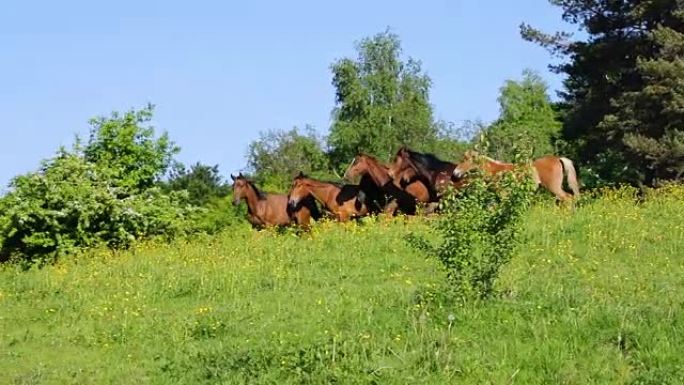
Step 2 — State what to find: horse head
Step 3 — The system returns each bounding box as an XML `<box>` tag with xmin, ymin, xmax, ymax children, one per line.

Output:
<box><xmin>231</xmin><ymin>173</ymin><xmax>248</xmax><ymax>206</ymax></box>
<box><xmin>288</xmin><ymin>172</ymin><xmax>309</xmax><ymax>211</ymax></box>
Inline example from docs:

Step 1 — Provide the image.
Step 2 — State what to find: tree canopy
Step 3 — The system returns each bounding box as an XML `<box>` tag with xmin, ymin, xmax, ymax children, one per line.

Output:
<box><xmin>328</xmin><ymin>30</ymin><xmax>437</xmax><ymax>168</ymax></box>
<box><xmin>246</xmin><ymin>126</ymin><xmax>330</xmax><ymax>188</ymax></box>
<box><xmin>164</xmin><ymin>162</ymin><xmax>230</xmax><ymax>207</ymax></box>
<box><xmin>84</xmin><ymin>104</ymin><xmax>179</xmax><ymax>191</ymax></box>
<box><xmin>0</xmin><ymin>107</ymin><xmax>192</xmax><ymax>263</ymax></box>
<box><xmin>481</xmin><ymin>70</ymin><xmax>561</xmax><ymax>161</ymax></box>
<box><xmin>522</xmin><ymin>0</ymin><xmax>684</xmax><ymax>186</ymax></box>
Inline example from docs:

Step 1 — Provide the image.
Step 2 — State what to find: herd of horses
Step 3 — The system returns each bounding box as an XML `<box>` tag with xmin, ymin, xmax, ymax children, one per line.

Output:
<box><xmin>231</xmin><ymin>147</ymin><xmax>580</xmax><ymax>229</ymax></box>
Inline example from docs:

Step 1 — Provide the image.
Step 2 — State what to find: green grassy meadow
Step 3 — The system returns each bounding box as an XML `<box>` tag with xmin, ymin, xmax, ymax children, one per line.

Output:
<box><xmin>2</xmin><ymin>189</ymin><xmax>684</xmax><ymax>384</ymax></box>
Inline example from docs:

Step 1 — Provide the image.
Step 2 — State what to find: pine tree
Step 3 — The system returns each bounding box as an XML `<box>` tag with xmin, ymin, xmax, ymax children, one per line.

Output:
<box><xmin>522</xmin><ymin>0</ymin><xmax>684</xmax><ymax>186</ymax></box>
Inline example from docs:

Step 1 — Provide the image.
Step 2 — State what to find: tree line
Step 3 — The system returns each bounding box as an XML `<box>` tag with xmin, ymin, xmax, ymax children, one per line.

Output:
<box><xmin>2</xmin><ymin>0</ymin><xmax>683</xmax><ymax>263</ymax></box>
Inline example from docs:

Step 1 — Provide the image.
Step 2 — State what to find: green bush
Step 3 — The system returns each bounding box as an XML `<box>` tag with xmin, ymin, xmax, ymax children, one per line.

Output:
<box><xmin>0</xmin><ymin>150</ymin><xmax>195</xmax><ymax>264</ymax></box>
<box><xmin>407</xmin><ymin>168</ymin><xmax>536</xmax><ymax>301</ymax></box>
<box><xmin>162</xmin><ymin>162</ymin><xmax>231</xmax><ymax>207</ymax></box>
<box><xmin>0</xmin><ymin>106</ymin><xmax>198</xmax><ymax>265</ymax></box>
<box><xmin>189</xmin><ymin>195</ymin><xmax>247</xmax><ymax>234</ymax></box>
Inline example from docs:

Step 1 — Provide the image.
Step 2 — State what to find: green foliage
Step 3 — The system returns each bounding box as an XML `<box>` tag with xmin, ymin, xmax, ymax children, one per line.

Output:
<box><xmin>424</xmin><ymin>120</ymin><xmax>472</xmax><ymax>161</ymax></box>
<box><xmin>408</xmin><ymin>169</ymin><xmax>537</xmax><ymax>301</ymax></box>
<box><xmin>0</xmin><ymin>150</ymin><xmax>193</xmax><ymax>263</ymax></box>
<box><xmin>84</xmin><ymin>104</ymin><xmax>179</xmax><ymax>191</ymax></box>
<box><xmin>522</xmin><ymin>0</ymin><xmax>684</xmax><ymax>186</ymax></box>
<box><xmin>243</xmin><ymin>30</ymin><xmax>468</xmax><ymax>183</ymax></box>
<box><xmin>164</xmin><ymin>162</ymin><xmax>231</xmax><ymax>206</ymax></box>
<box><xmin>0</xmin><ymin>106</ymin><xmax>194</xmax><ymax>264</ymax></box>
<box><xmin>605</xmin><ymin>25</ymin><xmax>684</xmax><ymax>185</ymax></box>
<box><xmin>328</xmin><ymin>29</ymin><xmax>437</xmax><ymax>167</ymax></box>
<box><xmin>247</xmin><ymin>126</ymin><xmax>330</xmax><ymax>189</ymax></box>
<box><xmin>479</xmin><ymin>70</ymin><xmax>561</xmax><ymax>161</ymax></box>
<box><xmin>189</xmin><ymin>195</ymin><xmax>247</xmax><ymax>234</ymax></box>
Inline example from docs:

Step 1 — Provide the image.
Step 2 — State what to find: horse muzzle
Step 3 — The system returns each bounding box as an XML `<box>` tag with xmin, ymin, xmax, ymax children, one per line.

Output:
<box><xmin>232</xmin><ymin>198</ymin><xmax>241</xmax><ymax>206</ymax></box>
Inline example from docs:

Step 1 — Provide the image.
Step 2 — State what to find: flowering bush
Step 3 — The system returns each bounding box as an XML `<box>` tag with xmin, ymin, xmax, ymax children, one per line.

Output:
<box><xmin>0</xmin><ymin>106</ymin><xmax>198</xmax><ymax>265</ymax></box>
<box><xmin>0</xmin><ymin>151</ymin><xmax>195</xmax><ymax>264</ymax></box>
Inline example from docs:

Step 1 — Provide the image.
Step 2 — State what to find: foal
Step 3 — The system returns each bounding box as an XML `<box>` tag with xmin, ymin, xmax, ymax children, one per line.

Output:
<box><xmin>231</xmin><ymin>173</ymin><xmax>319</xmax><ymax>229</ymax></box>
<box><xmin>288</xmin><ymin>172</ymin><xmax>368</xmax><ymax>221</ymax></box>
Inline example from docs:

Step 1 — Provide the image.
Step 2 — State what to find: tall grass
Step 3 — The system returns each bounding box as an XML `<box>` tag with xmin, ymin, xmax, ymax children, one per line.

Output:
<box><xmin>1</xmin><ymin>188</ymin><xmax>683</xmax><ymax>384</ymax></box>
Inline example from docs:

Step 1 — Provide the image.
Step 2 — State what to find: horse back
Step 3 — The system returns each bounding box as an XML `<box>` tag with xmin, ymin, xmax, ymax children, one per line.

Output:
<box><xmin>260</xmin><ymin>194</ymin><xmax>295</xmax><ymax>226</ymax></box>
<box><xmin>532</xmin><ymin>156</ymin><xmax>563</xmax><ymax>185</ymax></box>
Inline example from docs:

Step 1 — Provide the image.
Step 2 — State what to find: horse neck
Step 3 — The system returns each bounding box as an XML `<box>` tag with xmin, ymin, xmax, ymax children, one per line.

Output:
<box><xmin>302</xmin><ymin>180</ymin><xmax>338</xmax><ymax>204</ymax></box>
<box><xmin>242</xmin><ymin>185</ymin><xmax>263</xmax><ymax>213</ymax></box>
<box><xmin>364</xmin><ymin>158</ymin><xmax>392</xmax><ymax>185</ymax></box>
<box><xmin>409</xmin><ymin>158</ymin><xmax>434</xmax><ymax>180</ymax></box>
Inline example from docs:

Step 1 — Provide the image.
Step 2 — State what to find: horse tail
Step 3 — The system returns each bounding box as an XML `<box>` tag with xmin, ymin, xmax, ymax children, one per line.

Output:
<box><xmin>559</xmin><ymin>157</ymin><xmax>580</xmax><ymax>197</ymax></box>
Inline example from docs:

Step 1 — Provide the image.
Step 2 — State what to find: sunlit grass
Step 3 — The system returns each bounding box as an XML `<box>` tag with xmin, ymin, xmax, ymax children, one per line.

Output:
<box><xmin>1</xmin><ymin>188</ymin><xmax>683</xmax><ymax>384</ymax></box>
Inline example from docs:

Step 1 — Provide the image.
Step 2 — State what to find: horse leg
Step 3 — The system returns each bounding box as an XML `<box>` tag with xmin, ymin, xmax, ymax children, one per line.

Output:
<box><xmin>383</xmin><ymin>200</ymin><xmax>399</xmax><ymax>216</ymax></box>
<box><xmin>337</xmin><ymin>211</ymin><xmax>349</xmax><ymax>222</ymax></box>
<box><xmin>423</xmin><ymin>202</ymin><xmax>440</xmax><ymax>215</ymax></box>
<box><xmin>295</xmin><ymin>209</ymin><xmax>311</xmax><ymax>231</ymax></box>
<box><xmin>544</xmin><ymin>178</ymin><xmax>572</xmax><ymax>202</ymax></box>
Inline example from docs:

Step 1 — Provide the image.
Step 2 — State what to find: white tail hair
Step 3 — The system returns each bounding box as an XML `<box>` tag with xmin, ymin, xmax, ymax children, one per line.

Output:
<box><xmin>559</xmin><ymin>157</ymin><xmax>580</xmax><ymax>197</ymax></box>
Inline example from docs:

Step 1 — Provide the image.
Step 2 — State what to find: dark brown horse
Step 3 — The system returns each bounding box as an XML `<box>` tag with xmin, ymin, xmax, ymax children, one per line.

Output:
<box><xmin>288</xmin><ymin>172</ymin><xmax>368</xmax><ymax>221</ymax></box>
<box><xmin>358</xmin><ymin>173</ymin><xmax>390</xmax><ymax>215</ymax></box>
<box><xmin>343</xmin><ymin>154</ymin><xmax>433</xmax><ymax>215</ymax></box>
<box><xmin>452</xmin><ymin>150</ymin><xmax>580</xmax><ymax>201</ymax></box>
<box><xmin>387</xmin><ymin>147</ymin><xmax>460</xmax><ymax>200</ymax></box>
<box><xmin>231</xmin><ymin>173</ymin><xmax>320</xmax><ymax>229</ymax></box>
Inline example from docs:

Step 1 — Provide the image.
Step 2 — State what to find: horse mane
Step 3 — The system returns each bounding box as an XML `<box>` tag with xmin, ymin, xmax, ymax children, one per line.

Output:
<box><xmin>359</xmin><ymin>153</ymin><xmax>388</xmax><ymax>169</ymax></box>
<box><xmin>404</xmin><ymin>148</ymin><xmax>453</xmax><ymax>171</ymax></box>
<box><xmin>243</xmin><ymin>178</ymin><xmax>267</xmax><ymax>200</ymax></box>
<box><xmin>297</xmin><ymin>174</ymin><xmax>345</xmax><ymax>188</ymax></box>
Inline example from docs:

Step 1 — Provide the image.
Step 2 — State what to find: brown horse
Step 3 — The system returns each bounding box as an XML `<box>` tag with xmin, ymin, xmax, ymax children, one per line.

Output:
<box><xmin>451</xmin><ymin>150</ymin><xmax>580</xmax><ymax>201</ymax></box>
<box><xmin>387</xmin><ymin>147</ymin><xmax>460</xmax><ymax>200</ymax></box>
<box><xmin>231</xmin><ymin>173</ymin><xmax>320</xmax><ymax>229</ymax></box>
<box><xmin>343</xmin><ymin>154</ymin><xmax>434</xmax><ymax>214</ymax></box>
<box><xmin>288</xmin><ymin>172</ymin><xmax>368</xmax><ymax>221</ymax></box>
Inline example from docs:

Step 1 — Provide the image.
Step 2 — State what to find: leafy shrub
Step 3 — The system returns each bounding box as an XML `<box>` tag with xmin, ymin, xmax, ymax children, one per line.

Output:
<box><xmin>83</xmin><ymin>104</ymin><xmax>179</xmax><ymax>190</ymax></box>
<box><xmin>0</xmin><ymin>106</ymin><xmax>197</xmax><ymax>264</ymax></box>
<box><xmin>189</xmin><ymin>195</ymin><xmax>247</xmax><ymax>234</ymax></box>
<box><xmin>246</xmin><ymin>126</ymin><xmax>331</xmax><ymax>189</ymax></box>
<box><xmin>0</xmin><ymin>150</ymin><xmax>195</xmax><ymax>264</ymax></box>
<box><xmin>162</xmin><ymin>162</ymin><xmax>231</xmax><ymax>207</ymax></box>
<box><xmin>407</xmin><ymin>168</ymin><xmax>536</xmax><ymax>301</ymax></box>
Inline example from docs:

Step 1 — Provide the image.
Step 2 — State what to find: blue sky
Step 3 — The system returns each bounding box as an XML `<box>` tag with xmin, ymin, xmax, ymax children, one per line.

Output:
<box><xmin>0</xmin><ymin>0</ymin><xmax>573</xmax><ymax>188</ymax></box>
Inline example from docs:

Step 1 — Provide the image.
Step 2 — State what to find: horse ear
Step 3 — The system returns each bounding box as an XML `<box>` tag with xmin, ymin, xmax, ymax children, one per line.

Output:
<box><xmin>230</xmin><ymin>174</ymin><xmax>236</xmax><ymax>181</ymax></box>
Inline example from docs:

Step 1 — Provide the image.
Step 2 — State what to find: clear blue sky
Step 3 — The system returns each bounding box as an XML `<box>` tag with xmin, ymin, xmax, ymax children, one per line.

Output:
<box><xmin>0</xmin><ymin>0</ymin><xmax>572</xmax><ymax>188</ymax></box>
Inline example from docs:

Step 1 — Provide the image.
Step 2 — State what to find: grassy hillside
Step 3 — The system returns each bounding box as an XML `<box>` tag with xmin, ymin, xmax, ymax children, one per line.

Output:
<box><xmin>2</xmin><ymin>189</ymin><xmax>684</xmax><ymax>384</ymax></box>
